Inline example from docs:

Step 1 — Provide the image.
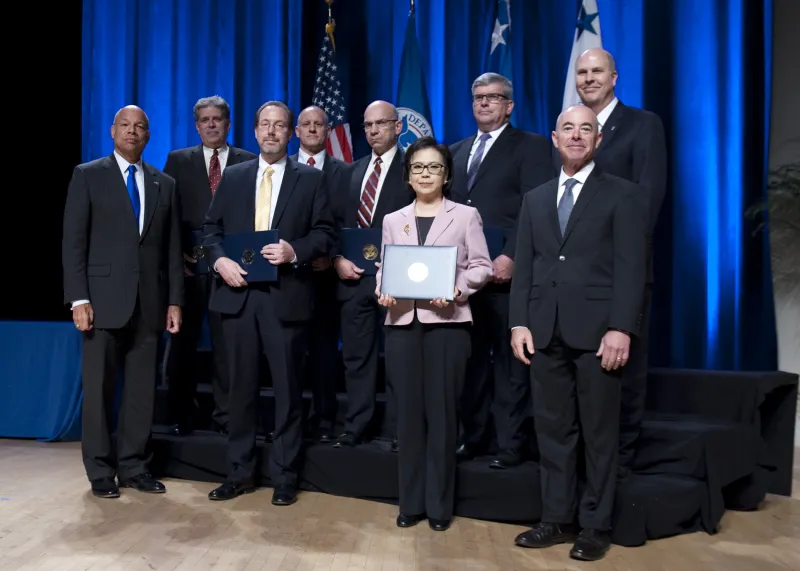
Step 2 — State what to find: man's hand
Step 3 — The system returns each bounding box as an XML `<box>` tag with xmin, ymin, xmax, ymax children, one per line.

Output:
<box><xmin>311</xmin><ymin>257</ymin><xmax>331</xmax><ymax>271</ymax></box>
<box><xmin>596</xmin><ymin>330</ymin><xmax>631</xmax><ymax>370</ymax></box>
<box><xmin>183</xmin><ymin>252</ymin><xmax>196</xmax><ymax>277</ymax></box>
<box><xmin>262</xmin><ymin>239</ymin><xmax>296</xmax><ymax>265</ymax></box>
<box><xmin>166</xmin><ymin>305</ymin><xmax>182</xmax><ymax>334</ymax></box>
<box><xmin>216</xmin><ymin>257</ymin><xmax>248</xmax><ymax>287</ymax></box>
<box><xmin>492</xmin><ymin>254</ymin><xmax>514</xmax><ymax>283</ymax></box>
<box><xmin>334</xmin><ymin>257</ymin><xmax>364</xmax><ymax>280</ymax></box>
<box><xmin>511</xmin><ymin>327</ymin><xmax>534</xmax><ymax>365</ymax></box>
<box><xmin>73</xmin><ymin>304</ymin><xmax>94</xmax><ymax>332</ymax></box>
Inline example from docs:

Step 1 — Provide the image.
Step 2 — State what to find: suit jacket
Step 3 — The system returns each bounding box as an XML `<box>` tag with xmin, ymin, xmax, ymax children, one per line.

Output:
<box><xmin>290</xmin><ymin>151</ymin><xmax>347</xmax><ymax>195</ymax></box>
<box><xmin>508</xmin><ymin>167</ymin><xmax>647</xmax><ymax>351</ymax></box>
<box><xmin>449</xmin><ymin>124</ymin><xmax>555</xmax><ymax>259</ymax></box>
<box><xmin>376</xmin><ymin>199</ymin><xmax>493</xmax><ymax>326</ymax></box>
<box><xmin>201</xmin><ymin>156</ymin><xmax>335</xmax><ymax>321</ymax></box>
<box><xmin>62</xmin><ymin>154</ymin><xmax>184</xmax><ymax>330</ymax></box>
<box><xmin>163</xmin><ymin>144</ymin><xmax>257</xmax><ymax>254</ymax></box>
<box><xmin>333</xmin><ymin>147</ymin><xmax>414</xmax><ymax>300</ymax></box>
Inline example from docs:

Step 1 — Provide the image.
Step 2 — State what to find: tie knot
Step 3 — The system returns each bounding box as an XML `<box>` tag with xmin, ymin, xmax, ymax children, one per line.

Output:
<box><xmin>564</xmin><ymin>178</ymin><xmax>578</xmax><ymax>193</ymax></box>
<box><xmin>307</xmin><ymin>157</ymin><xmax>315</xmax><ymax>167</ymax></box>
<box><xmin>213</xmin><ymin>148</ymin><xmax>219</xmax><ymax>156</ymax></box>
<box><xmin>375</xmin><ymin>157</ymin><xmax>382</xmax><ymax>165</ymax></box>
<box><xmin>480</xmin><ymin>133</ymin><xmax>491</xmax><ymax>142</ymax></box>
<box><xmin>264</xmin><ymin>166</ymin><xmax>274</xmax><ymax>178</ymax></box>
<box><xmin>128</xmin><ymin>164</ymin><xmax>137</xmax><ymax>174</ymax></box>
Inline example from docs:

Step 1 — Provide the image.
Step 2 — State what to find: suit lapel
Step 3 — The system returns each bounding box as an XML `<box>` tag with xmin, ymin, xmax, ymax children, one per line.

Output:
<box><xmin>271</xmin><ymin>158</ymin><xmax>300</xmax><ymax>229</ymax></box>
<box><xmin>350</xmin><ymin>157</ymin><xmax>370</xmax><ymax>217</ymax></box>
<box><xmin>244</xmin><ymin>161</ymin><xmax>259</xmax><ymax>230</ymax></box>
<box><xmin>545</xmin><ymin>180</ymin><xmax>562</xmax><ymax>243</ymax></box>
<box><xmin>561</xmin><ymin>170</ymin><xmax>601</xmax><ymax>244</ymax></box>
<box><xmin>597</xmin><ymin>102</ymin><xmax>626</xmax><ymax>152</ymax></box>
<box><xmin>191</xmin><ymin>145</ymin><xmax>211</xmax><ymax>194</ymax></box>
<box><xmin>397</xmin><ymin>204</ymin><xmax>417</xmax><ymax>245</ymax></box>
<box><xmin>104</xmin><ymin>156</ymin><xmax>138</xmax><ymax>232</ymax></box>
<box><xmin>471</xmin><ymin>125</ymin><xmax>516</xmax><ymax>190</ymax></box>
<box><xmin>140</xmin><ymin>163</ymin><xmax>161</xmax><ymax>242</ymax></box>
<box><xmin>424</xmin><ymin>199</ymin><xmax>455</xmax><ymax>245</ymax></box>
<box><xmin>454</xmin><ymin>135</ymin><xmax>475</xmax><ymax>179</ymax></box>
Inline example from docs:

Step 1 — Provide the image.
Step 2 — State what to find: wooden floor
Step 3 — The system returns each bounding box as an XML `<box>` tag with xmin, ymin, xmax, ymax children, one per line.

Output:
<box><xmin>0</xmin><ymin>440</ymin><xmax>798</xmax><ymax>571</ymax></box>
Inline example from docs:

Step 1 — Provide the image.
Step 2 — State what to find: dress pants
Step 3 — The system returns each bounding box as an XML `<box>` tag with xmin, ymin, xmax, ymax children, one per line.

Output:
<box><xmin>222</xmin><ymin>287</ymin><xmax>306</xmax><ymax>488</ymax></box>
<box><xmin>385</xmin><ymin>313</ymin><xmax>471</xmax><ymax>520</ymax></box>
<box><xmin>531</xmin><ymin>321</ymin><xmax>621</xmax><ymax>531</ymax></box>
<box><xmin>81</xmin><ymin>300</ymin><xmax>159</xmax><ymax>481</ymax></box>
<box><xmin>340</xmin><ymin>277</ymin><xmax>396</xmax><ymax>439</ymax></box>
<box><xmin>166</xmin><ymin>273</ymin><xmax>229</xmax><ymax>429</ymax></box>
<box><xmin>307</xmin><ymin>268</ymin><xmax>340</xmax><ymax>432</ymax></box>
<box><xmin>460</xmin><ymin>285</ymin><xmax>530</xmax><ymax>451</ymax></box>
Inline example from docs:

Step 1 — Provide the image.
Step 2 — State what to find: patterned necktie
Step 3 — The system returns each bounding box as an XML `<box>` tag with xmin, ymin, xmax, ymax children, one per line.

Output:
<box><xmin>357</xmin><ymin>157</ymin><xmax>382</xmax><ymax>228</ymax></box>
<box><xmin>208</xmin><ymin>149</ymin><xmax>221</xmax><ymax>193</ymax></box>
<box><xmin>127</xmin><ymin>164</ymin><xmax>141</xmax><ymax>227</ymax></box>
<box><xmin>467</xmin><ymin>132</ymin><xmax>491</xmax><ymax>190</ymax></box>
<box><xmin>558</xmin><ymin>178</ymin><xmax>578</xmax><ymax>236</ymax></box>
<box><xmin>255</xmin><ymin>166</ymin><xmax>275</xmax><ymax>231</ymax></box>
<box><xmin>307</xmin><ymin>156</ymin><xmax>316</xmax><ymax>168</ymax></box>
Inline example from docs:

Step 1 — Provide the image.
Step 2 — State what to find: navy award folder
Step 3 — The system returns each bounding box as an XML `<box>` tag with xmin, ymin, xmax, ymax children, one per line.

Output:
<box><xmin>483</xmin><ymin>225</ymin><xmax>504</xmax><ymax>260</ymax></box>
<box><xmin>188</xmin><ymin>230</ymin><xmax>209</xmax><ymax>274</ymax></box>
<box><xmin>341</xmin><ymin>228</ymin><xmax>382</xmax><ymax>275</ymax></box>
<box><xmin>223</xmin><ymin>230</ymin><xmax>279</xmax><ymax>282</ymax></box>
<box><xmin>380</xmin><ymin>245</ymin><xmax>458</xmax><ymax>301</ymax></box>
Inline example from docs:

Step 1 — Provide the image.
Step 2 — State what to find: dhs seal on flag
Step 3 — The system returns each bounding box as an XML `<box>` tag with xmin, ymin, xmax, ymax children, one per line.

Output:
<box><xmin>397</xmin><ymin>107</ymin><xmax>433</xmax><ymax>150</ymax></box>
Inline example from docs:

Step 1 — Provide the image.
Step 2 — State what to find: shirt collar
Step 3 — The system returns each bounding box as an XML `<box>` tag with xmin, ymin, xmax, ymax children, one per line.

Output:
<box><xmin>203</xmin><ymin>144</ymin><xmax>228</xmax><ymax>157</ymax></box>
<box><xmin>258</xmin><ymin>153</ymin><xmax>287</xmax><ymax>174</ymax></box>
<box><xmin>559</xmin><ymin>161</ymin><xmax>595</xmax><ymax>187</ymax></box>
<box><xmin>298</xmin><ymin>147</ymin><xmax>326</xmax><ymax>167</ymax></box>
<box><xmin>371</xmin><ymin>144</ymin><xmax>398</xmax><ymax>166</ymax></box>
<box><xmin>476</xmin><ymin>121</ymin><xmax>509</xmax><ymax>141</ymax></box>
<box><xmin>113</xmin><ymin>150</ymin><xmax>143</xmax><ymax>175</ymax></box>
<box><xmin>596</xmin><ymin>97</ymin><xmax>619</xmax><ymax>130</ymax></box>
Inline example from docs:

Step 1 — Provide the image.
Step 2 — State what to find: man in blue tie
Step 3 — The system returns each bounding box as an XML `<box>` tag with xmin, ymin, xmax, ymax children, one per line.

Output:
<box><xmin>62</xmin><ymin>105</ymin><xmax>184</xmax><ymax>499</ymax></box>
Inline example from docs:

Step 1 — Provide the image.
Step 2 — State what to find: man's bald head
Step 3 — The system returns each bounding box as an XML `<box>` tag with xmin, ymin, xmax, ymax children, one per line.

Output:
<box><xmin>577</xmin><ymin>48</ymin><xmax>616</xmax><ymax>73</ymax></box>
<box><xmin>363</xmin><ymin>100</ymin><xmax>401</xmax><ymax>156</ymax></box>
<box><xmin>575</xmin><ymin>48</ymin><xmax>618</xmax><ymax>112</ymax></box>
<box><xmin>552</xmin><ymin>105</ymin><xmax>602</xmax><ymax>175</ymax></box>
<box><xmin>111</xmin><ymin>105</ymin><xmax>150</xmax><ymax>163</ymax></box>
<box><xmin>296</xmin><ymin>105</ymin><xmax>330</xmax><ymax>155</ymax></box>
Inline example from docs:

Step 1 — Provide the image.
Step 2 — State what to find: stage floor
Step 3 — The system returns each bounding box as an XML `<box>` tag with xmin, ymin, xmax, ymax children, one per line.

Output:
<box><xmin>0</xmin><ymin>439</ymin><xmax>798</xmax><ymax>571</ymax></box>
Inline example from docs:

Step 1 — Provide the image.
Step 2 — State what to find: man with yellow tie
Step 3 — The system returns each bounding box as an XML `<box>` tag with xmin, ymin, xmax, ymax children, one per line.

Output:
<box><xmin>202</xmin><ymin>100</ymin><xmax>335</xmax><ymax>506</ymax></box>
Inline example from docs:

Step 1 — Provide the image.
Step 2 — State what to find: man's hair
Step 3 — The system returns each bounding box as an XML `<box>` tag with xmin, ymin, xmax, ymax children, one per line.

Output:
<box><xmin>193</xmin><ymin>95</ymin><xmax>231</xmax><ymax>122</ymax></box>
<box><xmin>253</xmin><ymin>101</ymin><xmax>294</xmax><ymax>128</ymax></box>
<box><xmin>471</xmin><ymin>72</ymin><xmax>513</xmax><ymax>100</ymax></box>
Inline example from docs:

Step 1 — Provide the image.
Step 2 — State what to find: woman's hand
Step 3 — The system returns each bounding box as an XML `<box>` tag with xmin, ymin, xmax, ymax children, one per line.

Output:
<box><xmin>430</xmin><ymin>288</ymin><xmax>460</xmax><ymax>308</ymax></box>
<box><xmin>377</xmin><ymin>293</ymin><xmax>397</xmax><ymax>307</ymax></box>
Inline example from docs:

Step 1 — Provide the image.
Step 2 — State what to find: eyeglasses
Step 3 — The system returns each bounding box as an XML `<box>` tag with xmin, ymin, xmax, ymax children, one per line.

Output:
<box><xmin>363</xmin><ymin>118</ymin><xmax>398</xmax><ymax>130</ymax></box>
<box><xmin>472</xmin><ymin>93</ymin><xmax>508</xmax><ymax>104</ymax></box>
<box><xmin>258</xmin><ymin>121</ymin><xmax>288</xmax><ymax>131</ymax></box>
<box><xmin>409</xmin><ymin>162</ymin><xmax>445</xmax><ymax>175</ymax></box>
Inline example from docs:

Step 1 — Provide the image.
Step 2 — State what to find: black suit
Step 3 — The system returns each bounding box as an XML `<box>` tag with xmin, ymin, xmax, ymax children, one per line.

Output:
<box><xmin>589</xmin><ymin>100</ymin><xmax>667</xmax><ymax>468</ymax></box>
<box><xmin>62</xmin><ymin>154</ymin><xmax>183</xmax><ymax>481</ymax></box>
<box><xmin>163</xmin><ymin>144</ymin><xmax>257</xmax><ymax>431</ymax></box>
<box><xmin>291</xmin><ymin>151</ymin><xmax>347</xmax><ymax>434</ymax></box>
<box><xmin>202</xmin><ymin>155</ymin><xmax>334</xmax><ymax>488</ymax></box>
<box><xmin>509</xmin><ymin>166</ymin><xmax>647</xmax><ymax>530</ymax></box>
<box><xmin>333</xmin><ymin>148</ymin><xmax>413</xmax><ymax>440</ymax></box>
<box><xmin>449</xmin><ymin>124</ymin><xmax>554</xmax><ymax>455</ymax></box>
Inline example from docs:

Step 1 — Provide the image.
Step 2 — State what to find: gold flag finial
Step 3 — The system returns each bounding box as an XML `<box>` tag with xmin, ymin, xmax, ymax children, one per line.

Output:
<box><xmin>325</xmin><ymin>0</ymin><xmax>336</xmax><ymax>51</ymax></box>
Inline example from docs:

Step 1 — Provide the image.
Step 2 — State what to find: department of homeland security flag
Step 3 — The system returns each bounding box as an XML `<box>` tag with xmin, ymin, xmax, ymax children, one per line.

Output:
<box><xmin>312</xmin><ymin>22</ymin><xmax>353</xmax><ymax>162</ymax></box>
<box><xmin>561</xmin><ymin>0</ymin><xmax>603</xmax><ymax>110</ymax></box>
<box><xmin>396</xmin><ymin>8</ymin><xmax>434</xmax><ymax>150</ymax></box>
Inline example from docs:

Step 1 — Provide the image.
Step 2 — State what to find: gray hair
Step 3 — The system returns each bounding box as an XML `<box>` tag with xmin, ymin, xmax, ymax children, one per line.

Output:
<box><xmin>471</xmin><ymin>72</ymin><xmax>513</xmax><ymax>100</ymax></box>
<box><xmin>193</xmin><ymin>95</ymin><xmax>231</xmax><ymax>122</ymax></box>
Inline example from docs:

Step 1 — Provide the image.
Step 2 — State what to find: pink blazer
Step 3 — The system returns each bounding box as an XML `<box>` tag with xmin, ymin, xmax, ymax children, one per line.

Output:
<box><xmin>375</xmin><ymin>198</ymin><xmax>493</xmax><ymax>326</ymax></box>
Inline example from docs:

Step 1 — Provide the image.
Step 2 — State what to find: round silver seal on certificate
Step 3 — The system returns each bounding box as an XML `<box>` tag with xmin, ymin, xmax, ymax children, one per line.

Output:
<box><xmin>241</xmin><ymin>249</ymin><xmax>256</xmax><ymax>265</ymax></box>
<box><xmin>407</xmin><ymin>262</ymin><xmax>429</xmax><ymax>283</ymax></box>
<box><xmin>192</xmin><ymin>245</ymin><xmax>206</xmax><ymax>260</ymax></box>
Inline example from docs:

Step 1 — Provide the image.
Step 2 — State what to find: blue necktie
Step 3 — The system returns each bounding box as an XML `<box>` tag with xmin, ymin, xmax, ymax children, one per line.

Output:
<box><xmin>127</xmin><ymin>164</ymin><xmax>141</xmax><ymax>226</ymax></box>
<box><xmin>466</xmin><ymin>133</ymin><xmax>491</xmax><ymax>190</ymax></box>
<box><xmin>558</xmin><ymin>178</ymin><xmax>578</xmax><ymax>236</ymax></box>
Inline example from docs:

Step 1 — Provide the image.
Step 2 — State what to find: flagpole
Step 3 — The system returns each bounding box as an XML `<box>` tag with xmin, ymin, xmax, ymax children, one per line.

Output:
<box><xmin>325</xmin><ymin>0</ymin><xmax>336</xmax><ymax>51</ymax></box>
<box><xmin>410</xmin><ymin>0</ymin><xmax>415</xmax><ymax>14</ymax></box>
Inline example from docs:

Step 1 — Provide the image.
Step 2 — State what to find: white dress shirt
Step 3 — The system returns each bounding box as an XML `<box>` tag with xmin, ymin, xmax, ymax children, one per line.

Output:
<box><xmin>558</xmin><ymin>160</ymin><xmax>595</xmax><ymax>205</ymax></box>
<box><xmin>203</xmin><ymin>144</ymin><xmax>229</xmax><ymax>173</ymax></box>
<box><xmin>360</xmin><ymin>144</ymin><xmax>399</xmax><ymax>213</ymax></box>
<box><xmin>256</xmin><ymin>154</ymin><xmax>287</xmax><ymax>229</ymax></box>
<box><xmin>596</xmin><ymin>97</ymin><xmax>619</xmax><ymax>132</ymax></box>
<box><xmin>467</xmin><ymin>121</ymin><xmax>510</xmax><ymax>166</ymax></box>
<box><xmin>297</xmin><ymin>147</ymin><xmax>326</xmax><ymax>170</ymax></box>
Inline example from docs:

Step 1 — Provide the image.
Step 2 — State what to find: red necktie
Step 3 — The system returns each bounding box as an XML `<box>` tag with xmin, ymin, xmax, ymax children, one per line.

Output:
<box><xmin>357</xmin><ymin>157</ymin><xmax>382</xmax><ymax>228</ymax></box>
<box><xmin>307</xmin><ymin>156</ymin><xmax>316</xmax><ymax>167</ymax></box>
<box><xmin>208</xmin><ymin>149</ymin><xmax>221</xmax><ymax>193</ymax></box>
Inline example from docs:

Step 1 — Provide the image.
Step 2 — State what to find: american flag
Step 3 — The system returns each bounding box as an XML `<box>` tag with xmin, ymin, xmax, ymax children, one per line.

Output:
<box><xmin>312</xmin><ymin>34</ymin><xmax>353</xmax><ymax>163</ymax></box>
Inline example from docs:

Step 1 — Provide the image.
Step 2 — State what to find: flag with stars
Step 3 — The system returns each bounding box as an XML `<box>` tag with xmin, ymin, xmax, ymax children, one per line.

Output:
<box><xmin>562</xmin><ymin>0</ymin><xmax>603</xmax><ymax>110</ymax></box>
<box><xmin>485</xmin><ymin>0</ymin><xmax>513</xmax><ymax>84</ymax></box>
<box><xmin>312</xmin><ymin>32</ymin><xmax>353</xmax><ymax>163</ymax></box>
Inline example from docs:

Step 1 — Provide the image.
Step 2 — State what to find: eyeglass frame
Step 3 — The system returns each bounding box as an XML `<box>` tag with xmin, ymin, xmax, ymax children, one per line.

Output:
<box><xmin>472</xmin><ymin>93</ymin><xmax>509</xmax><ymax>104</ymax></box>
<box><xmin>362</xmin><ymin>117</ymin><xmax>400</xmax><ymax>130</ymax></box>
<box><xmin>408</xmin><ymin>162</ymin><xmax>446</xmax><ymax>175</ymax></box>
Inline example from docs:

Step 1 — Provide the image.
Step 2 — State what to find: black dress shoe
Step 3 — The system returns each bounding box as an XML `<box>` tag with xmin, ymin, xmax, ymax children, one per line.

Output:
<box><xmin>90</xmin><ymin>477</ymin><xmax>120</xmax><ymax>498</ymax></box>
<box><xmin>396</xmin><ymin>513</ymin><xmax>425</xmax><ymax>528</ymax></box>
<box><xmin>169</xmin><ymin>423</ymin><xmax>192</xmax><ymax>437</ymax></box>
<box><xmin>208</xmin><ymin>481</ymin><xmax>255</xmax><ymax>501</ymax></box>
<box><xmin>332</xmin><ymin>432</ymin><xmax>361</xmax><ymax>448</ymax></box>
<box><xmin>569</xmin><ymin>529</ymin><xmax>611</xmax><ymax>561</ymax></box>
<box><xmin>119</xmin><ymin>473</ymin><xmax>166</xmax><ymax>494</ymax></box>
<box><xmin>490</xmin><ymin>449</ymin><xmax>523</xmax><ymax>470</ymax></box>
<box><xmin>429</xmin><ymin>518</ymin><xmax>451</xmax><ymax>531</ymax></box>
<box><xmin>514</xmin><ymin>522</ymin><xmax>576</xmax><ymax>548</ymax></box>
<box><xmin>271</xmin><ymin>486</ymin><xmax>297</xmax><ymax>506</ymax></box>
<box><xmin>455</xmin><ymin>443</ymin><xmax>477</xmax><ymax>462</ymax></box>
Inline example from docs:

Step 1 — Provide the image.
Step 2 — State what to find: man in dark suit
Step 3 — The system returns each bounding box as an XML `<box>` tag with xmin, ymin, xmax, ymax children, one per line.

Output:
<box><xmin>331</xmin><ymin>100</ymin><xmax>413</xmax><ymax>450</ymax></box>
<box><xmin>449</xmin><ymin>72</ymin><xmax>555</xmax><ymax>469</ymax></box>
<box><xmin>62</xmin><ymin>105</ymin><xmax>184</xmax><ymax>498</ymax></box>
<box><xmin>509</xmin><ymin>105</ymin><xmax>647</xmax><ymax>561</ymax></box>
<box><xmin>574</xmin><ymin>48</ymin><xmax>668</xmax><ymax>470</ymax></box>
<box><xmin>291</xmin><ymin>104</ymin><xmax>347</xmax><ymax>443</ymax></box>
<box><xmin>163</xmin><ymin>95</ymin><xmax>257</xmax><ymax>437</ymax></box>
<box><xmin>203</xmin><ymin>101</ymin><xmax>334</xmax><ymax>506</ymax></box>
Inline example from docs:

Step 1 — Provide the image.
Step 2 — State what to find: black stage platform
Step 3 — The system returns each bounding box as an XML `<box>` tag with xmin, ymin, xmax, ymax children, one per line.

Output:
<box><xmin>150</xmin><ymin>367</ymin><xmax>797</xmax><ymax>548</ymax></box>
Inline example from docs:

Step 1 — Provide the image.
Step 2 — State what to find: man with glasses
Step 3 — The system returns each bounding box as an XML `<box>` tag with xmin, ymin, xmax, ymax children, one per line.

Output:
<box><xmin>203</xmin><ymin>101</ymin><xmax>335</xmax><ymax>506</ymax></box>
<box><xmin>449</xmin><ymin>72</ymin><xmax>555</xmax><ymax>470</ymax></box>
<box><xmin>331</xmin><ymin>100</ymin><xmax>414</xmax><ymax>450</ymax></box>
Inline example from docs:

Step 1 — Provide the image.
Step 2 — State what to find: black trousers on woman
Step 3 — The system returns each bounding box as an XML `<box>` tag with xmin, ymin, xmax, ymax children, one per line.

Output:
<box><xmin>385</xmin><ymin>313</ymin><xmax>471</xmax><ymax>521</ymax></box>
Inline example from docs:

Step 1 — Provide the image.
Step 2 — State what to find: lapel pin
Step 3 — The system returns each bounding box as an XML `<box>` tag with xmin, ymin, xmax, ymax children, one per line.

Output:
<box><xmin>403</xmin><ymin>223</ymin><xmax>409</xmax><ymax>235</ymax></box>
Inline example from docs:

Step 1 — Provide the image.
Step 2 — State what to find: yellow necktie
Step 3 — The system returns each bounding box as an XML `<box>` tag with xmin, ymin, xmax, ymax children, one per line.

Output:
<box><xmin>255</xmin><ymin>166</ymin><xmax>275</xmax><ymax>231</ymax></box>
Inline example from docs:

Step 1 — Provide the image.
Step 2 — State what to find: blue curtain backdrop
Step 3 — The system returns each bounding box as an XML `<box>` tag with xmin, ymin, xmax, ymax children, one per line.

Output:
<box><xmin>81</xmin><ymin>0</ymin><xmax>777</xmax><ymax>372</ymax></box>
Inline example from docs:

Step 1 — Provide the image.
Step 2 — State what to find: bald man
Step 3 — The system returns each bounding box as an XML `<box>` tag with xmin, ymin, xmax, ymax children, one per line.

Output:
<box><xmin>331</xmin><ymin>100</ymin><xmax>413</xmax><ymax>449</ymax></box>
<box><xmin>62</xmin><ymin>105</ymin><xmax>183</xmax><ymax>498</ymax></box>
<box><xmin>509</xmin><ymin>105</ymin><xmax>647</xmax><ymax>561</ymax></box>
<box><xmin>574</xmin><ymin>48</ymin><xmax>667</xmax><ymax>472</ymax></box>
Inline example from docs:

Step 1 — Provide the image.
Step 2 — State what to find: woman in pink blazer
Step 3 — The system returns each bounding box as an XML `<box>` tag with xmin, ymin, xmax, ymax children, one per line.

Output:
<box><xmin>375</xmin><ymin>136</ymin><xmax>493</xmax><ymax>531</ymax></box>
